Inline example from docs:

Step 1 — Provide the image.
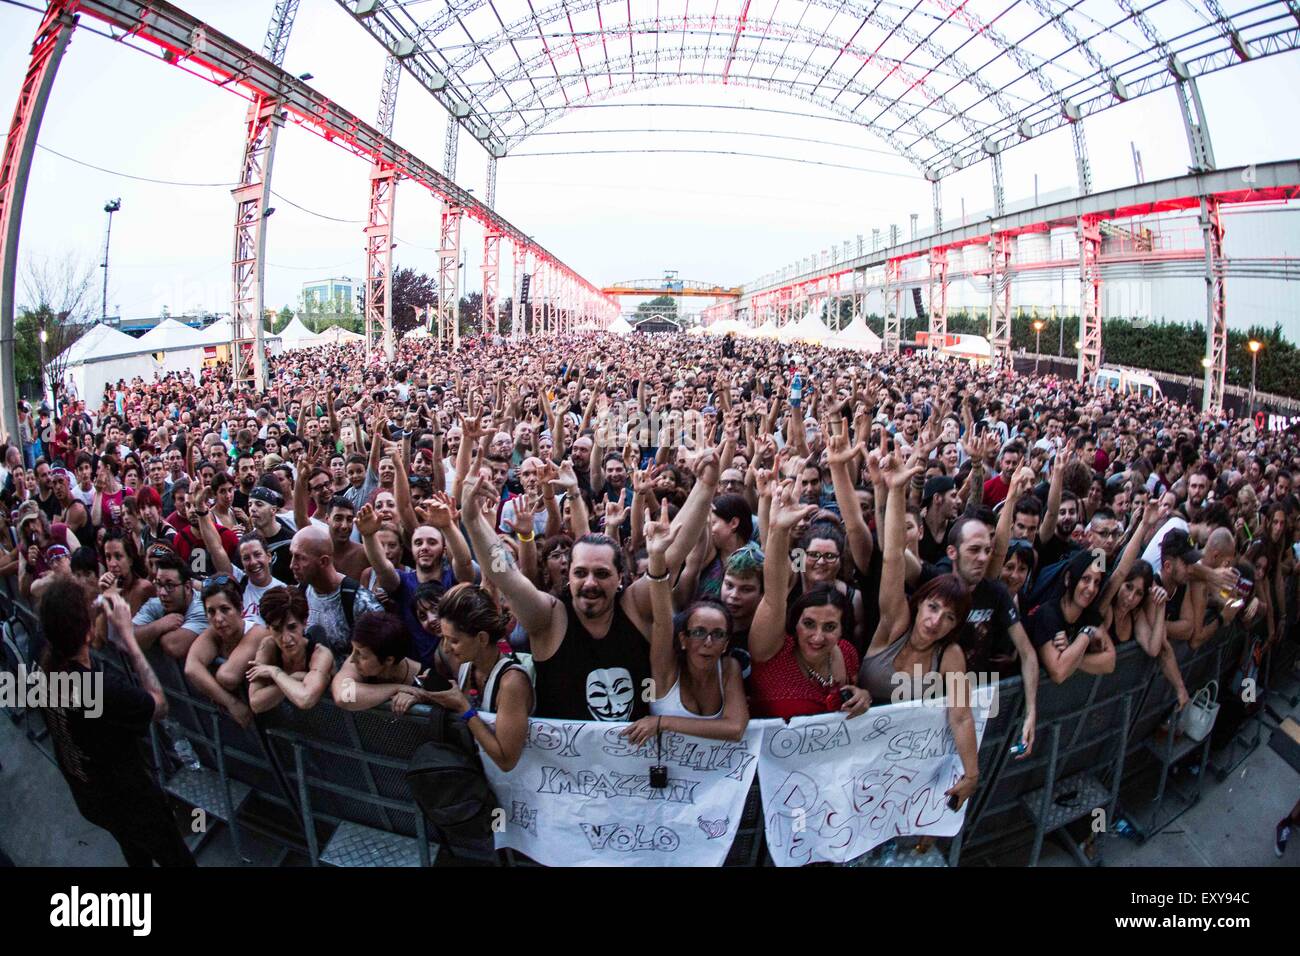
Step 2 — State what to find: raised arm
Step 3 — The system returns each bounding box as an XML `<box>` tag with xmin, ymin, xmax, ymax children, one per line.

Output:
<box><xmin>391</xmin><ymin>447</ymin><xmax>419</xmax><ymax>537</ymax></box>
<box><xmin>827</xmin><ymin>426</ymin><xmax>872</xmax><ymax>574</ymax></box>
<box><xmin>988</xmin><ymin>467</ymin><xmax>1035</xmax><ymax>581</ymax></box>
<box><xmin>460</xmin><ymin>467</ymin><xmax>562</xmax><ymax>643</ymax></box>
<box><xmin>356</xmin><ymin>503</ymin><xmax>401</xmax><ymax>593</ymax></box>
<box><xmin>194</xmin><ymin>506</ymin><xmax>235</xmax><ymax>577</ymax></box>
<box><xmin>870</xmin><ymin>452</ymin><xmax>922</xmax><ymax>652</ymax></box>
<box><xmin>293</xmin><ymin>453</ymin><xmax>312</xmax><ymax>532</ymax></box>
<box><xmin>747</xmin><ymin>480</ymin><xmax>818</xmax><ymax>664</ymax></box>
<box><xmin>1039</xmin><ymin>438</ymin><xmax>1074</xmax><ymax>544</ymax></box>
<box><xmin>644</xmin><ymin>500</ymin><xmax>682</xmax><ymax>695</ymax></box>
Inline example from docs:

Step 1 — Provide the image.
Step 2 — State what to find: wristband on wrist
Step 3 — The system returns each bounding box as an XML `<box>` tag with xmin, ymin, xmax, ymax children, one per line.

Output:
<box><xmin>645</xmin><ymin>568</ymin><xmax>670</xmax><ymax>581</ymax></box>
<box><xmin>459</xmin><ymin>707</ymin><xmax>478</xmax><ymax>723</ymax></box>
<box><xmin>516</xmin><ymin>530</ymin><xmax>535</xmax><ymax>542</ymax></box>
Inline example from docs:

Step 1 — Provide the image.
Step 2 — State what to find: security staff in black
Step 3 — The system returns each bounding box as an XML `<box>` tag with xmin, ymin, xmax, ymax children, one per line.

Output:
<box><xmin>459</xmin><ymin>461</ymin><xmax>720</xmax><ymax>722</ymax></box>
<box><xmin>40</xmin><ymin>579</ymin><xmax>195</xmax><ymax>867</ymax></box>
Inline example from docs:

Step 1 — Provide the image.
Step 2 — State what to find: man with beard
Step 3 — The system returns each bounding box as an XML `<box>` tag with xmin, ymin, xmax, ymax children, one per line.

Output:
<box><xmin>232</xmin><ymin>452</ymin><xmax>258</xmax><ymax>512</ymax></box>
<box><xmin>356</xmin><ymin>502</ymin><xmax>468</xmax><ymax>667</ymax></box>
<box><xmin>33</xmin><ymin>459</ymin><xmax>60</xmax><ymax>522</ymax></box>
<box><xmin>911</xmin><ymin>515</ymin><xmax>1039</xmax><ymax>756</ymax></box>
<box><xmin>1183</xmin><ymin>466</ymin><xmax>1212</xmax><ymax>523</ymax></box>
<box><xmin>919</xmin><ymin>475</ymin><xmax>960</xmax><ymax>564</ymax></box>
<box><xmin>460</xmin><ymin>449</ymin><xmax>719</xmax><ymax>722</ymax></box>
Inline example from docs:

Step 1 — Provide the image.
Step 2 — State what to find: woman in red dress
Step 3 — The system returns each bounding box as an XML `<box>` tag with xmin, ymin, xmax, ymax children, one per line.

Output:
<box><xmin>747</xmin><ymin>477</ymin><xmax>872</xmax><ymax>720</ymax></box>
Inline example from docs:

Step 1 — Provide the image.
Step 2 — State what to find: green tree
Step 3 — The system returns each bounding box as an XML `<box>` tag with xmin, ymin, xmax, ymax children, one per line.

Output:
<box><xmin>635</xmin><ymin>295</ymin><xmax>677</xmax><ymax>322</ymax></box>
<box><xmin>274</xmin><ymin>306</ymin><xmax>294</xmax><ymax>333</ymax></box>
<box><xmin>391</xmin><ymin>267</ymin><xmax>439</xmax><ymax>335</ymax></box>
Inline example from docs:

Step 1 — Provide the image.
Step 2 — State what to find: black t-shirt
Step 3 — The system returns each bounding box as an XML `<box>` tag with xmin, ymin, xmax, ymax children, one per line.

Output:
<box><xmin>533</xmin><ymin>596</ymin><xmax>651</xmax><ymax>721</ymax></box>
<box><xmin>919</xmin><ymin>520</ymin><xmax>949</xmax><ymax>565</ymax></box>
<box><xmin>37</xmin><ymin>490</ymin><xmax>61</xmax><ymax>522</ymax></box>
<box><xmin>1036</xmin><ymin>534</ymin><xmax>1079</xmax><ymax>573</ymax></box>
<box><xmin>43</xmin><ymin>660</ymin><xmax>160</xmax><ymax>830</ymax></box>
<box><xmin>917</xmin><ymin>562</ymin><xmax>1021</xmax><ymax>674</ymax></box>
<box><xmin>1027</xmin><ymin>598</ymin><xmax>1102</xmax><ymax>650</ymax></box>
<box><xmin>263</xmin><ymin>520</ymin><xmax>296</xmax><ymax>584</ymax></box>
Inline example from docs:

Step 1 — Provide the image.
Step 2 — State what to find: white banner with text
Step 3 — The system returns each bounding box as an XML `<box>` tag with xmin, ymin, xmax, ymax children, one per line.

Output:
<box><xmin>757</xmin><ymin>691</ymin><xmax>994</xmax><ymax>867</ymax></box>
<box><xmin>478</xmin><ymin>716</ymin><xmax>764</xmax><ymax>867</ymax></box>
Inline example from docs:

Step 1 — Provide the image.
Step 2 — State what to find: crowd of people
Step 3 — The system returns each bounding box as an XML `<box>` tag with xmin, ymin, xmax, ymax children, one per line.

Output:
<box><xmin>6</xmin><ymin>326</ymin><xmax>1300</xmax><ymax>865</ymax></box>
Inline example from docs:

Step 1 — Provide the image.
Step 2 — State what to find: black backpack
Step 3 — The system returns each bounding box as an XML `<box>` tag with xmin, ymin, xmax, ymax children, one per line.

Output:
<box><xmin>405</xmin><ymin>706</ymin><xmax>498</xmax><ymax>846</ymax></box>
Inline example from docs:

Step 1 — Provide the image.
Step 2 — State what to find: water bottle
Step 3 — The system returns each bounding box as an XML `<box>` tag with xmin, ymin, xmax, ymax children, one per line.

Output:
<box><xmin>174</xmin><ymin>737</ymin><xmax>201</xmax><ymax>772</ymax></box>
<box><xmin>790</xmin><ymin>372</ymin><xmax>803</xmax><ymax>409</ymax></box>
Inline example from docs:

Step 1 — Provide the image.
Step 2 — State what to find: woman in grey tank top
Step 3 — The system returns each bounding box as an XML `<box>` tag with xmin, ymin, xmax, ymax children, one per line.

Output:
<box><xmin>863</xmin><ymin>453</ymin><xmax>982</xmax><ymax>810</ymax></box>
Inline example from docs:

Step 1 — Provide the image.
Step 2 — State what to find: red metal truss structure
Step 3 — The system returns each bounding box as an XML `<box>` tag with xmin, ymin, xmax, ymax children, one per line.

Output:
<box><xmin>0</xmin><ymin>1</ymin><xmax>76</xmax><ymax>440</ymax></box>
<box><xmin>5</xmin><ymin>1</ymin><xmax>1300</xmax><ymax>428</ymax></box>
<box><xmin>0</xmin><ymin>0</ymin><xmax>618</xmax><ymax>415</ymax></box>
<box><xmin>230</xmin><ymin>1</ymin><xmax>299</xmax><ymax>392</ymax></box>
<box><xmin>365</xmin><ymin>52</ymin><xmax>401</xmax><ymax>363</ymax></box>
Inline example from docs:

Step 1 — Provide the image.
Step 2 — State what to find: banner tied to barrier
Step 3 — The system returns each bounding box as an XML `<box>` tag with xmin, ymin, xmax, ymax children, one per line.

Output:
<box><xmin>758</xmin><ymin>689</ymin><xmax>995</xmax><ymax>867</ymax></box>
<box><xmin>478</xmin><ymin>716</ymin><xmax>764</xmax><ymax>867</ymax></box>
<box><xmin>478</xmin><ymin>687</ymin><xmax>993</xmax><ymax>867</ymax></box>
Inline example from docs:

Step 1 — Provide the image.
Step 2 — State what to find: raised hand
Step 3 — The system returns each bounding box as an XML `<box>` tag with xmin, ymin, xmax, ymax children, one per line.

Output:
<box><xmin>770</xmin><ymin>479</ymin><xmax>818</xmax><ymax>531</ymax></box>
<box><xmin>549</xmin><ymin>460</ymin><xmax>579</xmax><ymax>495</ymax></box>
<box><xmin>880</xmin><ymin>452</ymin><xmax>921</xmax><ymax>490</ymax></box>
<box><xmin>643</xmin><ymin>499</ymin><xmax>680</xmax><ymax>558</ymax></box>
<box><xmin>630</xmin><ymin>467</ymin><xmax>653</xmax><ymax>497</ymax></box>
<box><xmin>602</xmin><ymin>493</ymin><xmax>627</xmax><ymax>529</ymax></box>
<box><xmin>354</xmin><ymin>502</ymin><xmax>382</xmax><ymax>537</ymax></box>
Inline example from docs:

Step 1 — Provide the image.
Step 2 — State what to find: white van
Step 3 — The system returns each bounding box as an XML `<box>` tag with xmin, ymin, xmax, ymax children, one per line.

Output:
<box><xmin>1093</xmin><ymin>366</ymin><xmax>1162</xmax><ymax>401</ymax></box>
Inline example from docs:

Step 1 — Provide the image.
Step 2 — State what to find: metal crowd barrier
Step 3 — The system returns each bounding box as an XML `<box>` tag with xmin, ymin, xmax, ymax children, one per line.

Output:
<box><xmin>0</xmin><ymin>585</ymin><xmax>1287</xmax><ymax>866</ymax></box>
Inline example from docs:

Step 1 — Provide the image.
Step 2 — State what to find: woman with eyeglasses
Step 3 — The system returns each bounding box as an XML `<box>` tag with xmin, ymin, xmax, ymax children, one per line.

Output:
<box><xmin>790</xmin><ymin>520</ymin><xmax>865</xmax><ymax>652</ymax></box>
<box><xmin>537</xmin><ymin>534</ymin><xmax>572</xmax><ymax>598</ymax></box>
<box><xmin>183</xmin><ymin>577</ymin><xmax>268</xmax><ymax>729</ymax></box>
<box><xmin>246</xmin><ymin>586</ymin><xmax>334</xmax><ymax>713</ymax></box>
<box><xmin>747</xmin><ymin>481</ymin><xmax>872</xmax><ymax>721</ymax></box>
<box><xmin>620</xmin><ymin>500</ymin><xmax>749</xmax><ymax>744</ymax></box>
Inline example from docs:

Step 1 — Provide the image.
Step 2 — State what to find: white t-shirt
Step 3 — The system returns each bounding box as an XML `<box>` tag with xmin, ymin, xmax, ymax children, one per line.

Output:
<box><xmin>231</xmin><ymin>568</ymin><xmax>291</xmax><ymax>625</ymax></box>
<box><xmin>1141</xmin><ymin>516</ymin><xmax>1189</xmax><ymax>571</ymax></box>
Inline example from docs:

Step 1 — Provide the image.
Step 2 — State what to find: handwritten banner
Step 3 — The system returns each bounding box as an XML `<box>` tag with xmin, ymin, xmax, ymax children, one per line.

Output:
<box><xmin>478</xmin><ymin>716</ymin><xmax>764</xmax><ymax>867</ymax></box>
<box><xmin>758</xmin><ymin>691</ymin><xmax>994</xmax><ymax>867</ymax></box>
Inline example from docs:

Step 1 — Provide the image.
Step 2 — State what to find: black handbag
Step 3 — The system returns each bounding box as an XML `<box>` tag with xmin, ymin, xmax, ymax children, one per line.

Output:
<box><xmin>405</xmin><ymin>706</ymin><xmax>497</xmax><ymax>842</ymax></box>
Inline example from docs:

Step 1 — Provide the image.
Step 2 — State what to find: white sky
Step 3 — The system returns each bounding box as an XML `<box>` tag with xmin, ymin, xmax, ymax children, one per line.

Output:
<box><xmin>2</xmin><ymin>0</ymin><xmax>1298</xmax><ymax>324</ymax></box>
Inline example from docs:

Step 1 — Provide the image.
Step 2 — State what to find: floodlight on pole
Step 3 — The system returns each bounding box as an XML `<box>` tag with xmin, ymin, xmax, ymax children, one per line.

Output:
<box><xmin>101</xmin><ymin>198</ymin><xmax>121</xmax><ymax>322</ymax></box>
<box><xmin>1248</xmin><ymin>339</ymin><xmax>1263</xmax><ymax>418</ymax></box>
<box><xmin>1032</xmin><ymin>319</ymin><xmax>1045</xmax><ymax>374</ymax></box>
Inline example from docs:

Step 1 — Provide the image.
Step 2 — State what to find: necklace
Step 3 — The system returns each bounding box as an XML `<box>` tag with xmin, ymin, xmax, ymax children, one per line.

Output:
<box><xmin>797</xmin><ymin>652</ymin><xmax>835</xmax><ymax>689</ymax></box>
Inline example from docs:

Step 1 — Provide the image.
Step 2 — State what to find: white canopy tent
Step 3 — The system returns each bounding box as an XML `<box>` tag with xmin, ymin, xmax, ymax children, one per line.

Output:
<box><xmin>137</xmin><ymin>317</ymin><xmax>204</xmax><ymax>350</ymax></box>
<box><xmin>314</xmin><ymin>324</ymin><xmax>365</xmax><ymax>345</ymax></box>
<box><xmin>607</xmin><ymin>315</ymin><xmax>634</xmax><ymax>335</ymax></box>
<box><xmin>59</xmin><ymin>322</ymin><xmax>205</xmax><ymax>408</ymax></box>
<box><xmin>829</xmin><ymin>313</ymin><xmax>883</xmax><ymax>353</ymax></box>
<box><xmin>278</xmin><ymin>316</ymin><xmax>323</xmax><ymax>350</ymax></box>
<box><xmin>940</xmin><ymin>334</ymin><xmax>993</xmax><ymax>362</ymax></box>
<box><xmin>780</xmin><ymin>300</ymin><xmax>832</xmax><ymax>344</ymax></box>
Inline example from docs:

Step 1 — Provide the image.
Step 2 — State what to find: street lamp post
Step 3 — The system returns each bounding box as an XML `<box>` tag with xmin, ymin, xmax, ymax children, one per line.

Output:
<box><xmin>101</xmin><ymin>198</ymin><xmax>121</xmax><ymax>322</ymax></box>
<box><xmin>1032</xmin><ymin>319</ymin><xmax>1045</xmax><ymax>374</ymax></box>
<box><xmin>1248</xmin><ymin>339</ymin><xmax>1262</xmax><ymax>419</ymax></box>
